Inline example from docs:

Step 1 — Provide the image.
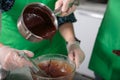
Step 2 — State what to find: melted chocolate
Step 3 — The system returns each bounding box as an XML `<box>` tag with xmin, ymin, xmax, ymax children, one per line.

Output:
<box><xmin>113</xmin><ymin>50</ymin><xmax>120</xmax><ymax>56</ymax></box>
<box><xmin>32</xmin><ymin>60</ymin><xmax>74</xmax><ymax>80</ymax></box>
<box><xmin>23</xmin><ymin>4</ymin><xmax>57</xmax><ymax>39</ymax></box>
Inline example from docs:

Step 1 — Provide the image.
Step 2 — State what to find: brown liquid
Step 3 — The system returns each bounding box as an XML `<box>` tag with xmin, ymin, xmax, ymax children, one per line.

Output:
<box><xmin>32</xmin><ymin>60</ymin><xmax>74</xmax><ymax>80</ymax></box>
<box><xmin>23</xmin><ymin>4</ymin><xmax>57</xmax><ymax>39</ymax></box>
<box><xmin>113</xmin><ymin>50</ymin><xmax>120</xmax><ymax>56</ymax></box>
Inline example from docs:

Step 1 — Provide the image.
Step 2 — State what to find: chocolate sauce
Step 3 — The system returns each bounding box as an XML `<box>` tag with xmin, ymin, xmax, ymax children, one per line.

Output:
<box><xmin>32</xmin><ymin>60</ymin><xmax>74</xmax><ymax>80</ymax></box>
<box><xmin>113</xmin><ymin>50</ymin><xmax>120</xmax><ymax>56</ymax></box>
<box><xmin>23</xmin><ymin>4</ymin><xmax>57</xmax><ymax>39</ymax></box>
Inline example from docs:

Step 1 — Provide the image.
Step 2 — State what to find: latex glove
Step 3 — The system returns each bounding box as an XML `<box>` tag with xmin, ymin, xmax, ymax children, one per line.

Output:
<box><xmin>55</xmin><ymin>0</ymin><xmax>80</xmax><ymax>16</ymax></box>
<box><xmin>0</xmin><ymin>46</ymin><xmax>34</xmax><ymax>71</ymax></box>
<box><xmin>67</xmin><ymin>41</ymin><xmax>85</xmax><ymax>68</ymax></box>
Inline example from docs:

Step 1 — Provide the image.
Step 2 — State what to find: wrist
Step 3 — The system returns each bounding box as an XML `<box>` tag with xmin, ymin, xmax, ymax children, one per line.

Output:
<box><xmin>66</xmin><ymin>37</ymin><xmax>80</xmax><ymax>45</ymax></box>
<box><xmin>66</xmin><ymin>39</ymin><xmax>80</xmax><ymax>51</ymax></box>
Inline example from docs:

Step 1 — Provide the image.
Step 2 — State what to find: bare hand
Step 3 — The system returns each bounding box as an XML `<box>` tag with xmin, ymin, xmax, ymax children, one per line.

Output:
<box><xmin>55</xmin><ymin>0</ymin><xmax>80</xmax><ymax>16</ymax></box>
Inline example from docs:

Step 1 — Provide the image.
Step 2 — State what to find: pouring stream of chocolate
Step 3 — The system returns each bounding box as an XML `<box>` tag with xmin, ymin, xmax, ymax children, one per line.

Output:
<box><xmin>22</xmin><ymin>4</ymin><xmax>59</xmax><ymax>77</ymax></box>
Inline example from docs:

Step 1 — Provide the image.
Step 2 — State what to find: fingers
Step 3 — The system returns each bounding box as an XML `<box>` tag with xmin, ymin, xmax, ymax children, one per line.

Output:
<box><xmin>55</xmin><ymin>0</ymin><xmax>77</xmax><ymax>17</ymax></box>
<box><xmin>17</xmin><ymin>50</ymin><xmax>34</xmax><ymax>67</ymax></box>
<box><xmin>0</xmin><ymin>46</ymin><xmax>34</xmax><ymax>71</ymax></box>
<box><xmin>13</xmin><ymin>51</ymin><xmax>32</xmax><ymax>67</ymax></box>
<box><xmin>68</xmin><ymin>51</ymin><xmax>74</xmax><ymax>61</ymax></box>
<box><xmin>60</xmin><ymin>5</ymin><xmax>77</xmax><ymax>16</ymax></box>
<box><xmin>23</xmin><ymin>50</ymin><xmax>34</xmax><ymax>57</ymax></box>
<box><xmin>68</xmin><ymin>46</ymin><xmax>85</xmax><ymax>68</ymax></box>
<box><xmin>68</xmin><ymin>51</ymin><xmax>81</xmax><ymax>68</ymax></box>
<box><xmin>3</xmin><ymin>50</ymin><xmax>33</xmax><ymax>71</ymax></box>
<box><xmin>67</xmin><ymin>5</ymin><xmax>77</xmax><ymax>14</ymax></box>
<box><xmin>74</xmin><ymin>52</ymin><xmax>81</xmax><ymax>68</ymax></box>
<box><xmin>55</xmin><ymin>0</ymin><xmax>63</xmax><ymax>10</ymax></box>
<box><xmin>62</xmin><ymin>0</ymin><xmax>72</xmax><ymax>12</ymax></box>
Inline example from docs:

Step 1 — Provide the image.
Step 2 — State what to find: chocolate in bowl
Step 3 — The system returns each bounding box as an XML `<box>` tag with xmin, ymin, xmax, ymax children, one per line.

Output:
<box><xmin>31</xmin><ymin>54</ymin><xmax>76</xmax><ymax>80</ymax></box>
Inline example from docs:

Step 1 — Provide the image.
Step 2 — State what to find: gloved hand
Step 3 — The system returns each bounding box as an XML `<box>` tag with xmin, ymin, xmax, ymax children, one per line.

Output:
<box><xmin>0</xmin><ymin>46</ymin><xmax>34</xmax><ymax>71</ymax></box>
<box><xmin>55</xmin><ymin>0</ymin><xmax>80</xmax><ymax>16</ymax></box>
<box><xmin>67</xmin><ymin>41</ymin><xmax>85</xmax><ymax>68</ymax></box>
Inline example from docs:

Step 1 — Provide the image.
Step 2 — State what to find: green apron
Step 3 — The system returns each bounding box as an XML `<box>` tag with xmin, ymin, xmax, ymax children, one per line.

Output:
<box><xmin>89</xmin><ymin>0</ymin><xmax>120</xmax><ymax>80</ymax></box>
<box><xmin>0</xmin><ymin>0</ymin><xmax>67</xmax><ymax>58</ymax></box>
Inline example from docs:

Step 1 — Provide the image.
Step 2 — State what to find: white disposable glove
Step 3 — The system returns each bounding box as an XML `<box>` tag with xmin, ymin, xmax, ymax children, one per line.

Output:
<box><xmin>55</xmin><ymin>0</ymin><xmax>80</xmax><ymax>16</ymax></box>
<box><xmin>67</xmin><ymin>41</ymin><xmax>85</xmax><ymax>68</ymax></box>
<box><xmin>0</xmin><ymin>46</ymin><xmax>34</xmax><ymax>71</ymax></box>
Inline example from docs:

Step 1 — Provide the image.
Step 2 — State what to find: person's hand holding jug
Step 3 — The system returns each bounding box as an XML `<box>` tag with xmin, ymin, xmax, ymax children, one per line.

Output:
<box><xmin>55</xmin><ymin>0</ymin><xmax>80</xmax><ymax>16</ymax></box>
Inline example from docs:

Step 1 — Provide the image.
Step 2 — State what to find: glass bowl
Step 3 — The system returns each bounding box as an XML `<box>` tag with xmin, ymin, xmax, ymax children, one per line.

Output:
<box><xmin>31</xmin><ymin>54</ymin><xmax>76</xmax><ymax>80</ymax></box>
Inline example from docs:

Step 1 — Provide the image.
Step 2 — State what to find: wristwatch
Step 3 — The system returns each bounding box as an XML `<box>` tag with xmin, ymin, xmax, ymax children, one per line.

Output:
<box><xmin>75</xmin><ymin>37</ymin><xmax>81</xmax><ymax>44</ymax></box>
<box><xmin>66</xmin><ymin>37</ymin><xmax>81</xmax><ymax>45</ymax></box>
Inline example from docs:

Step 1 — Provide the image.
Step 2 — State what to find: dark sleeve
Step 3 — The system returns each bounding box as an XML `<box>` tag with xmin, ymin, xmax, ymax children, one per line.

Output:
<box><xmin>57</xmin><ymin>13</ymin><xmax>77</xmax><ymax>27</ymax></box>
<box><xmin>1</xmin><ymin>0</ymin><xmax>15</xmax><ymax>12</ymax></box>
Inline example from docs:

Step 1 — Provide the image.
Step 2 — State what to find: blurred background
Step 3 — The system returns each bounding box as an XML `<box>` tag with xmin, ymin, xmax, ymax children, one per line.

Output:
<box><xmin>73</xmin><ymin>0</ymin><xmax>108</xmax><ymax>79</ymax></box>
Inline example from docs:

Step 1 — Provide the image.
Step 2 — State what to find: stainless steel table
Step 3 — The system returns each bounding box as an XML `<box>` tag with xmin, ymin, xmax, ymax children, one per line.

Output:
<box><xmin>6</xmin><ymin>67</ymin><xmax>92</xmax><ymax>80</ymax></box>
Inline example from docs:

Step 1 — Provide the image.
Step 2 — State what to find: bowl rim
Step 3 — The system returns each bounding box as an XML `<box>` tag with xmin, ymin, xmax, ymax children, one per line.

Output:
<box><xmin>31</xmin><ymin>54</ymin><xmax>76</xmax><ymax>79</ymax></box>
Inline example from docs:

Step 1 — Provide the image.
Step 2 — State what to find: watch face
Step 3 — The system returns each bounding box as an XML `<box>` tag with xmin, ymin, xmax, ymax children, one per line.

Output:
<box><xmin>1</xmin><ymin>0</ymin><xmax>15</xmax><ymax>12</ymax></box>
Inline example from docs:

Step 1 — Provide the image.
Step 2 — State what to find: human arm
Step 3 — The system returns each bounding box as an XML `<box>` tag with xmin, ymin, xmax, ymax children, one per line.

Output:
<box><xmin>59</xmin><ymin>22</ymin><xmax>85</xmax><ymax>68</ymax></box>
<box><xmin>57</xmin><ymin>14</ymin><xmax>85</xmax><ymax>68</ymax></box>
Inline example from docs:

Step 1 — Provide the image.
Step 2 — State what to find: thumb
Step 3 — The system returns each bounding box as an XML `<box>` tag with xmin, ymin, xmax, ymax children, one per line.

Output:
<box><xmin>23</xmin><ymin>50</ymin><xmax>34</xmax><ymax>57</ymax></box>
<box><xmin>55</xmin><ymin>0</ymin><xmax>63</xmax><ymax>10</ymax></box>
<box><xmin>62</xmin><ymin>0</ymin><xmax>71</xmax><ymax>12</ymax></box>
<box><xmin>68</xmin><ymin>51</ymin><xmax>75</xmax><ymax>62</ymax></box>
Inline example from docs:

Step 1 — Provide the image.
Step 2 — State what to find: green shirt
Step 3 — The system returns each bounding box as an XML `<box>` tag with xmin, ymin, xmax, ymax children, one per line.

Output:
<box><xmin>1</xmin><ymin>0</ymin><xmax>67</xmax><ymax>58</ymax></box>
<box><xmin>89</xmin><ymin>0</ymin><xmax>120</xmax><ymax>80</ymax></box>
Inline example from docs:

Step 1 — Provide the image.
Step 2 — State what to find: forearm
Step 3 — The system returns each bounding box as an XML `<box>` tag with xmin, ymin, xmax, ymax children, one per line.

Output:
<box><xmin>58</xmin><ymin>22</ymin><xmax>76</xmax><ymax>43</ymax></box>
<box><xmin>59</xmin><ymin>22</ymin><xmax>85</xmax><ymax>68</ymax></box>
